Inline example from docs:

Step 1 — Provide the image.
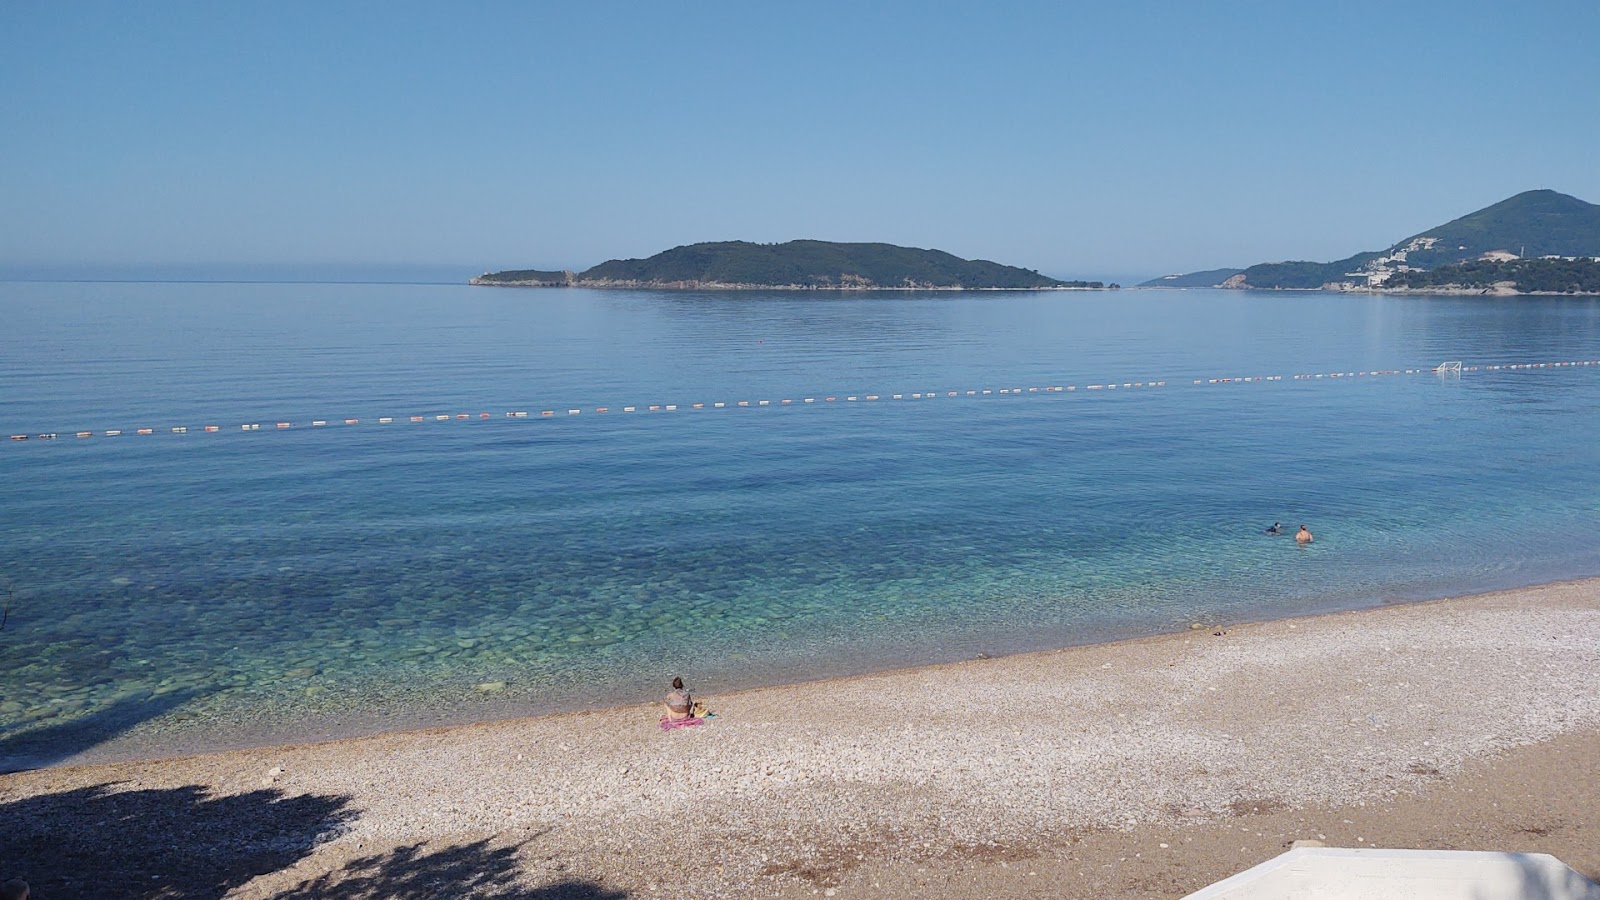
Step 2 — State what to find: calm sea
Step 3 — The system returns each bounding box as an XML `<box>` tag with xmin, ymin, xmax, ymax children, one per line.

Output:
<box><xmin>4</xmin><ymin>281</ymin><xmax>1600</xmax><ymax>767</ymax></box>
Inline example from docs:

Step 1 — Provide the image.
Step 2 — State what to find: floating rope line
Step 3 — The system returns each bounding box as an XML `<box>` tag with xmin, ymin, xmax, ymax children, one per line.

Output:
<box><xmin>8</xmin><ymin>359</ymin><xmax>1599</xmax><ymax>444</ymax></box>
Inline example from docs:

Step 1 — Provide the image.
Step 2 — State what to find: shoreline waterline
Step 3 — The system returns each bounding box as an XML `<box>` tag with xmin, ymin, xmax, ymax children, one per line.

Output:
<box><xmin>16</xmin><ymin>574</ymin><xmax>1600</xmax><ymax>772</ymax></box>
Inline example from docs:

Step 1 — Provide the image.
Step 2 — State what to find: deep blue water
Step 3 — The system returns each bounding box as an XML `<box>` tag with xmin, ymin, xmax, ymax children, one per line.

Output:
<box><xmin>4</xmin><ymin>281</ymin><xmax>1600</xmax><ymax>764</ymax></box>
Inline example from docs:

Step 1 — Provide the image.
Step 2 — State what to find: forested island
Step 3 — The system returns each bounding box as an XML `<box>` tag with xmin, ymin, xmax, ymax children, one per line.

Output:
<box><xmin>472</xmin><ymin>240</ymin><xmax>1112</xmax><ymax>290</ymax></box>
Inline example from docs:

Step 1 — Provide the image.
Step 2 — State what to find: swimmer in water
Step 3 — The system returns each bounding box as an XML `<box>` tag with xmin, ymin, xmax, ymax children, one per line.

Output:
<box><xmin>1296</xmin><ymin>524</ymin><xmax>1313</xmax><ymax>544</ymax></box>
<box><xmin>1265</xmin><ymin>522</ymin><xmax>1282</xmax><ymax>535</ymax></box>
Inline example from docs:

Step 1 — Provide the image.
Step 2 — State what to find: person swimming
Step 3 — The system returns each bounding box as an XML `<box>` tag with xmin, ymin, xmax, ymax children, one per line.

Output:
<box><xmin>1296</xmin><ymin>524</ymin><xmax>1314</xmax><ymax>544</ymax></box>
<box><xmin>1265</xmin><ymin>522</ymin><xmax>1282</xmax><ymax>535</ymax></box>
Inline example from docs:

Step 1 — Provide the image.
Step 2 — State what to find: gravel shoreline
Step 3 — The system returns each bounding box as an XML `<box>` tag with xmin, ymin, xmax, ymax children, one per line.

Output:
<box><xmin>3</xmin><ymin>579</ymin><xmax>1598</xmax><ymax>897</ymax></box>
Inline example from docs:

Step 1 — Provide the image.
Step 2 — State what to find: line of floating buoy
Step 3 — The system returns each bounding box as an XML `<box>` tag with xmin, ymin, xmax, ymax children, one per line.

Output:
<box><xmin>9</xmin><ymin>360</ymin><xmax>1598</xmax><ymax>443</ymax></box>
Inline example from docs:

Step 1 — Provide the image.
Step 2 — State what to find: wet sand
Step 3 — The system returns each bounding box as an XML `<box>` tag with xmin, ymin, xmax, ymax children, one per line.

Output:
<box><xmin>2</xmin><ymin>579</ymin><xmax>1598</xmax><ymax>898</ymax></box>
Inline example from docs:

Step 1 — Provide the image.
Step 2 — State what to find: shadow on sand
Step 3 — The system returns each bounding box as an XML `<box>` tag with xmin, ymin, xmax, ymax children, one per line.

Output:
<box><xmin>0</xmin><ymin>782</ymin><xmax>355</xmax><ymax>899</ymax></box>
<box><xmin>0</xmin><ymin>699</ymin><xmax>627</xmax><ymax>896</ymax></box>
<box><xmin>0</xmin><ymin>689</ymin><xmax>200</xmax><ymax>773</ymax></box>
<box><xmin>276</xmin><ymin>838</ymin><xmax>630</xmax><ymax>899</ymax></box>
<box><xmin>0</xmin><ymin>783</ymin><xmax>630</xmax><ymax>899</ymax></box>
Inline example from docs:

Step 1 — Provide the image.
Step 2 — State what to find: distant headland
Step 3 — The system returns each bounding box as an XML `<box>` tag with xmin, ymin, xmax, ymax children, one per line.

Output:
<box><xmin>472</xmin><ymin>240</ymin><xmax>1115</xmax><ymax>291</ymax></box>
<box><xmin>1141</xmin><ymin>189</ymin><xmax>1600</xmax><ymax>296</ymax></box>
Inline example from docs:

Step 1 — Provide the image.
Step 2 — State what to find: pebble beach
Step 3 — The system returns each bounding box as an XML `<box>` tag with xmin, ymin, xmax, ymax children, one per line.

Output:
<box><xmin>3</xmin><ymin>579</ymin><xmax>1598</xmax><ymax>898</ymax></box>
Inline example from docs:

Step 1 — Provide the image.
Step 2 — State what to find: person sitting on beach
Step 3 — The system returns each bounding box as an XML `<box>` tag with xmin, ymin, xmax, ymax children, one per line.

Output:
<box><xmin>1296</xmin><ymin>524</ymin><xmax>1313</xmax><ymax>544</ymax></box>
<box><xmin>1265</xmin><ymin>522</ymin><xmax>1282</xmax><ymax>535</ymax></box>
<box><xmin>664</xmin><ymin>676</ymin><xmax>693</xmax><ymax>721</ymax></box>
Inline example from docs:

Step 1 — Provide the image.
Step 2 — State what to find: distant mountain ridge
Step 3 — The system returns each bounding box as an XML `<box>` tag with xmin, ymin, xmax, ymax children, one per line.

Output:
<box><xmin>1143</xmin><ymin>190</ymin><xmax>1600</xmax><ymax>290</ymax></box>
<box><xmin>473</xmin><ymin>240</ymin><xmax>1104</xmax><ymax>290</ymax></box>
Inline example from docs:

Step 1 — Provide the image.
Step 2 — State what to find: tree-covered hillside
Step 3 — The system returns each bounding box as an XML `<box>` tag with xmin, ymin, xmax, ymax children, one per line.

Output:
<box><xmin>574</xmin><ymin>240</ymin><xmax>1074</xmax><ymax>288</ymax></box>
<box><xmin>1384</xmin><ymin>257</ymin><xmax>1600</xmax><ymax>293</ymax></box>
<box><xmin>1162</xmin><ymin>190</ymin><xmax>1600</xmax><ymax>291</ymax></box>
<box><xmin>1138</xmin><ymin>268</ymin><xmax>1244</xmax><ymax>288</ymax></box>
<box><xmin>1236</xmin><ymin>252</ymin><xmax>1385</xmax><ymax>290</ymax></box>
<box><xmin>1393</xmin><ymin>189</ymin><xmax>1600</xmax><ymax>269</ymax></box>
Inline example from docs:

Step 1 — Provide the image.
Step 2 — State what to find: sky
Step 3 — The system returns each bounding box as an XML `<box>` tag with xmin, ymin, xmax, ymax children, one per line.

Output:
<box><xmin>3</xmin><ymin>0</ymin><xmax>1599</xmax><ymax>281</ymax></box>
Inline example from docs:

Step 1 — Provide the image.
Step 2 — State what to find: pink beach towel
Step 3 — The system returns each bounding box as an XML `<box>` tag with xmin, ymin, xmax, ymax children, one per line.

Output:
<box><xmin>660</xmin><ymin>716</ymin><xmax>703</xmax><ymax>731</ymax></box>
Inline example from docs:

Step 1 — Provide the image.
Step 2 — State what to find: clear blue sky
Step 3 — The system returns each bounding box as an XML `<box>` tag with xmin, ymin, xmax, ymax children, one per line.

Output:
<box><xmin>4</xmin><ymin>0</ymin><xmax>1598</xmax><ymax>280</ymax></box>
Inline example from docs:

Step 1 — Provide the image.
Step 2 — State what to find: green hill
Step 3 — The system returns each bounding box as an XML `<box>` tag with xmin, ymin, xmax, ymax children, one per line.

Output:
<box><xmin>1235</xmin><ymin>253</ymin><xmax>1385</xmax><ymax>290</ymax></box>
<box><xmin>1138</xmin><ymin>267</ymin><xmax>1245</xmax><ymax>288</ymax></box>
<box><xmin>474</xmin><ymin>240</ymin><xmax>1092</xmax><ymax>289</ymax></box>
<box><xmin>1160</xmin><ymin>190</ymin><xmax>1600</xmax><ymax>290</ymax></box>
<box><xmin>1393</xmin><ymin>189</ymin><xmax>1600</xmax><ymax>268</ymax></box>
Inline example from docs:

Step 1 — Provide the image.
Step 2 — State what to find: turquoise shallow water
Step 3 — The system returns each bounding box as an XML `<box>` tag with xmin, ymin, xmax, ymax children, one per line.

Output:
<box><xmin>3</xmin><ymin>282</ymin><xmax>1600</xmax><ymax>767</ymax></box>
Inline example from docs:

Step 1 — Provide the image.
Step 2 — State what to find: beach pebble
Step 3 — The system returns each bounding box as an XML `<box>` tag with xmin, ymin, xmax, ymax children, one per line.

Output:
<box><xmin>476</xmin><ymin>681</ymin><xmax>507</xmax><ymax>693</ymax></box>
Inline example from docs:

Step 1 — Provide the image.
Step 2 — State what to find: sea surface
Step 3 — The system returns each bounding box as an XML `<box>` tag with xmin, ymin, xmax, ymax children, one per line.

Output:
<box><xmin>4</xmin><ymin>281</ymin><xmax>1600</xmax><ymax>768</ymax></box>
